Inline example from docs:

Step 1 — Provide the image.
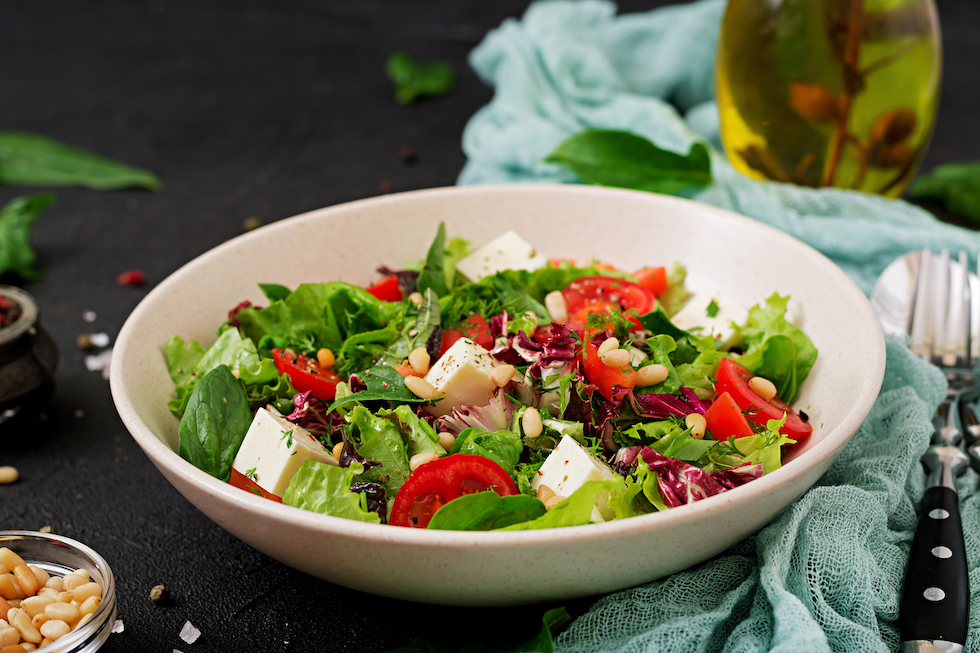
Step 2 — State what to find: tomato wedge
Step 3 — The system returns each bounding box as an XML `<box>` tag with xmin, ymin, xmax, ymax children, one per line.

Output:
<box><xmin>713</xmin><ymin>357</ymin><xmax>812</xmax><ymax>443</ymax></box>
<box><xmin>439</xmin><ymin>315</ymin><xmax>494</xmax><ymax>355</ymax></box>
<box><xmin>366</xmin><ymin>274</ymin><xmax>403</xmax><ymax>302</ymax></box>
<box><xmin>229</xmin><ymin>468</ymin><xmax>283</xmax><ymax>503</ymax></box>
<box><xmin>390</xmin><ymin>454</ymin><xmax>519</xmax><ymax>528</ymax></box>
<box><xmin>272</xmin><ymin>348</ymin><xmax>343</xmax><ymax>401</ymax></box>
<box><xmin>561</xmin><ymin>276</ymin><xmax>655</xmax><ymax>332</ymax></box>
<box><xmin>581</xmin><ymin>328</ymin><xmax>637</xmax><ymax>400</ymax></box>
<box><xmin>703</xmin><ymin>391</ymin><xmax>755</xmax><ymax>439</ymax></box>
<box><xmin>633</xmin><ymin>266</ymin><xmax>669</xmax><ymax>297</ymax></box>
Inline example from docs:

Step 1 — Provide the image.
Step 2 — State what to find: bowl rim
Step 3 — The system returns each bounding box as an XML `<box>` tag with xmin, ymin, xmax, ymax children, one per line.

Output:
<box><xmin>110</xmin><ymin>183</ymin><xmax>886</xmax><ymax>547</ymax></box>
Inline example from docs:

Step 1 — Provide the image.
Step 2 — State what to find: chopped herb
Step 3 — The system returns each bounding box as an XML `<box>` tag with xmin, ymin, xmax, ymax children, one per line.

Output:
<box><xmin>280</xmin><ymin>429</ymin><xmax>294</xmax><ymax>448</ymax></box>
<box><xmin>705</xmin><ymin>299</ymin><xmax>719</xmax><ymax>317</ymax></box>
<box><xmin>245</xmin><ymin>467</ymin><xmax>258</xmax><ymax>481</ymax></box>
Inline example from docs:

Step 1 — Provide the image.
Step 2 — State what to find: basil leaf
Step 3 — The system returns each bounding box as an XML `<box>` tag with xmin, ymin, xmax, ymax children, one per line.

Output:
<box><xmin>282</xmin><ymin>461</ymin><xmax>381</xmax><ymax>523</ymax></box>
<box><xmin>0</xmin><ymin>194</ymin><xmax>54</xmax><ymax>281</ymax></box>
<box><xmin>908</xmin><ymin>161</ymin><xmax>980</xmax><ymax>222</ymax></box>
<box><xmin>177</xmin><ymin>365</ymin><xmax>251</xmax><ymax>481</ymax></box>
<box><xmin>0</xmin><ymin>131</ymin><xmax>162</xmax><ymax>191</ymax></box>
<box><xmin>385</xmin><ymin>51</ymin><xmax>455</xmax><ymax>105</ymax></box>
<box><xmin>545</xmin><ymin>129</ymin><xmax>712</xmax><ymax>197</ymax></box>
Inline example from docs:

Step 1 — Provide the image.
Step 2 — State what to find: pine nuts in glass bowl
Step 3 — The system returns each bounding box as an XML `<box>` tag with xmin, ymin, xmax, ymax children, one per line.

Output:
<box><xmin>0</xmin><ymin>531</ymin><xmax>116</xmax><ymax>653</ymax></box>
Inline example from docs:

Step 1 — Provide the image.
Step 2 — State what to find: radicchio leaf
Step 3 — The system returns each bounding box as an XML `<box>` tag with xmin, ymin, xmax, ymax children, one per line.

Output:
<box><xmin>376</xmin><ymin>266</ymin><xmax>419</xmax><ymax>295</ymax></box>
<box><xmin>679</xmin><ymin>387</ymin><xmax>711</xmax><ymax>414</ymax></box>
<box><xmin>639</xmin><ymin>447</ymin><xmax>763</xmax><ymax>507</ymax></box>
<box><xmin>349</xmin><ymin>481</ymin><xmax>388</xmax><ymax>524</ymax></box>
<box><xmin>285</xmin><ymin>390</ymin><xmax>344</xmax><ymax>441</ymax></box>
<box><xmin>435</xmin><ymin>390</ymin><xmax>515</xmax><ymax>436</ymax></box>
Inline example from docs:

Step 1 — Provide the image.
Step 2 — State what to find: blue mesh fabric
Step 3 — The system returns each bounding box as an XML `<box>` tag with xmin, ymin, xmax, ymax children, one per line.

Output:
<box><xmin>456</xmin><ymin>1</ymin><xmax>980</xmax><ymax>650</ymax></box>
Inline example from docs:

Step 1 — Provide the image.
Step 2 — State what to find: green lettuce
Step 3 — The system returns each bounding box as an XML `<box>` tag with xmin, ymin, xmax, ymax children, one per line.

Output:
<box><xmin>282</xmin><ymin>461</ymin><xmax>381</xmax><ymax>523</ymax></box>
<box><xmin>166</xmin><ymin>329</ymin><xmax>264</xmax><ymax>415</ymax></box>
<box><xmin>347</xmin><ymin>406</ymin><xmax>411</xmax><ymax>496</ymax></box>
<box><xmin>498</xmin><ymin>478</ymin><xmax>624</xmax><ymax>530</ymax></box>
<box><xmin>450</xmin><ymin>428</ymin><xmax>524</xmax><ymax>476</ymax></box>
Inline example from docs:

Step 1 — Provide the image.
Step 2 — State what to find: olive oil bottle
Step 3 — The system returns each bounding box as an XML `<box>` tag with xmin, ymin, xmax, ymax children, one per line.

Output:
<box><xmin>716</xmin><ymin>0</ymin><xmax>941</xmax><ymax>197</ymax></box>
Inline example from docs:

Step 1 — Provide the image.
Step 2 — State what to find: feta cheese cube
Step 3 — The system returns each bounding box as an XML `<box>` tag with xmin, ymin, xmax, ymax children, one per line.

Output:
<box><xmin>455</xmin><ymin>231</ymin><xmax>547</xmax><ymax>283</ymax></box>
<box><xmin>531</xmin><ymin>435</ymin><xmax>616</xmax><ymax>520</ymax></box>
<box><xmin>670</xmin><ymin>290</ymin><xmax>748</xmax><ymax>342</ymax></box>
<box><xmin>232</xmin><ymin>407</ymin><xmax>337</xmax><ymax>497</ymax></box>
<box><xmin>423</xmin><ymin>337</ymin><xmax>497</xmax><ymax>417</ymax></box>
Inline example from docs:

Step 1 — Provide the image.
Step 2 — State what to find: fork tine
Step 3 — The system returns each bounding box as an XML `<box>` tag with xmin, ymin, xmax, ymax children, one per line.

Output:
<box><xmin>910</xmin><ymin>248</ymin><xmax>933</xmax><ymax>360</ymax></box>
<box><xmin>942</xmin><ymin>250</ymin><xmax>969</xmax><ymax>367</ymax></box>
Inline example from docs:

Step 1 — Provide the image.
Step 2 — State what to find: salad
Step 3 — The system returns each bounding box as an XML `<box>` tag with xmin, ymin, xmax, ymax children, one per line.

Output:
<box><xmin>165</xmin><ymin>224</ymin><xmax>816</xmax><ymax>531</ymax></box>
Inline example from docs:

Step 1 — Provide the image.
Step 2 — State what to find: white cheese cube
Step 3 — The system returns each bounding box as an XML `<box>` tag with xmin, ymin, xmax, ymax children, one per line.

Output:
<box><xmin>531</xmin><ymin>435</ymin><xmax>616</xmax><ymax>520</ymax></box>
<box><xmin>455</xmin><ymin>231</ymin><xmax>547</xmax><ymax>283</ymax></box>
<box><xmin>670</xmin><ymin>290</ymin><xmax>748</xmax><ymax>342</ymax></box>
<box><xmin>423</xmin><ymin>337</ymin><xmax>497</xmax><ymax>417</ymax></box>
<box><xmin>232</xmin><ymin>407</ymin><xmax>337</xmax><ymax>497</ymax></box>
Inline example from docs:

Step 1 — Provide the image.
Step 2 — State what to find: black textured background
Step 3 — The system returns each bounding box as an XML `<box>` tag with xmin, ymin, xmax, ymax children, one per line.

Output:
<box><xmin>1</xmin><ymin>1</ymin><xmax>977</xmax><ymax>651</ymax></box>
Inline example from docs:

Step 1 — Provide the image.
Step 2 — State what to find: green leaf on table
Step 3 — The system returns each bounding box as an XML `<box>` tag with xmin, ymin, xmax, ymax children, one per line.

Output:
<box><xmin>385</xmin><ymin>51</ymin><xmax>455</xmax><ymax>105</ymax></box>
<box><xmin>0</xmin><ymin>131</ymin><xmax>162</xmax><ymax>191</ymax></box>
<box><xmin>908</xmin><ymin>162</ymin><xmax>980</xmax><ymax>222</ymax></box>
<box><xmin>545</xmin><ymin>129</ymin><xmax>712</xmax><ymax>197</ymax></box>
<box><xmin>177</xmin><ymin>365</ymin><xmax>251</xmax><ymax>482</ymax></box>
<box><xmin>0</xmin><ymin>194</ymin><xmax>55</xmax><ymax>280</ymax></box>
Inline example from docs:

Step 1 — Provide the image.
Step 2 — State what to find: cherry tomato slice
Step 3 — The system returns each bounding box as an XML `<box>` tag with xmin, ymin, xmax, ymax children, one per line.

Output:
<box><xmin>633</xmin><ymin>266</ymin><xmax>669</xmax><ymax>297</ymax></box>
<box><xmin>272</xmin><ymin>348</ymin><xmax>342</xmax><ymax>401</ymax></box>
<box><xmin>389</xmin><ymin>454</ymin><xmax>519</xmax><ymax>528</ymax></box>
<box><xmin>561</xmin><ymin>276</ymin><xmax>655</xmax><ymax>332</ymax></box>
<box><xmin>439</xmin><ymin>315</ymin><xmax>494</xmax><ymax>355</ymax></box>
<box><xmin>366</xmin><ymin>274</ymin><xmax>403</xmax><ymax>302</ymax></box>
<box><xmin>229</xmin><ymin>468</ymin><xmax>283</xmax><ymax>503</ymax></box>
<box><xmin>581</xmin><ymin>328</ymin><xmax>637</xmax><ymax>400</ymax></box>
<box><xmin>713</xmin><ymin>357</ymin><xmax>812</xmax><ymax>444</ymax></box>
<box><xmin>703</xmin><ymin>391</ymin><xmax>755</xmax><ymax>439</ymax></box>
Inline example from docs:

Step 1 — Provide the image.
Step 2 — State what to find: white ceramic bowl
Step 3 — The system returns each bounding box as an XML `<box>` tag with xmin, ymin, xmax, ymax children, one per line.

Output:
<box><xmin>110</xmin><ymin>185</ymin><xmax>885</xmax><ymax>606</ymax></box>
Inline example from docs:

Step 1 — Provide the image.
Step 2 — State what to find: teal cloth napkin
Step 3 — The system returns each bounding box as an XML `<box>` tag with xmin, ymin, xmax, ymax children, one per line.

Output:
<box><xmin>457</xmin><ymin>1</ymin><xmax>980</xmax><ymax>651</ymax></box>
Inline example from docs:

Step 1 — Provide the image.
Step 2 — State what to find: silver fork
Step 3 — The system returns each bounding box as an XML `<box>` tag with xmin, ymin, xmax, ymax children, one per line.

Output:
<box><xmin>899</xmin><ymin>248</ymin><xmax>973</xmax><ymax>653</ymax></box>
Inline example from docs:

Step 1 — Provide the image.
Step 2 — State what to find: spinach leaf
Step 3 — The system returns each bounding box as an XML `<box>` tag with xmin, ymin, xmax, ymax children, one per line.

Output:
<box><xmin>0</xmin><ymin>194</ymin><xmax>54</xmax><ymax>280</ymax></box>
<box><xmin>427</xmin><ymin>491</ymin><xmax>546</xmax><ymax>531</ymax></box>
<box><xmin>498</xmin><ymin>478</ymin><xmax>623</xmax><ymax>530</ymax></box>
<box><xmin>907</xmin><ymin>162</ymin><xmax>980</xmax><ymax>222</ymax></box>
<box><xmin>258</xmin><ymin>283</ymin><xmax>292</xmax><ymax>302</ymax></box>
<box><xmin>385</xmin><ymin>51</ymin><xmax>455</xmax><ymax>105</ymax></box>
<box><xmin>0</xmin><ymin>131</ymin><xmax>162</xmax><ymax>191</ymax></box>
<box><xmin>379</xmin><ymin>288</ymin><xmax>440</xmax><ymax>367</ymax></box>
<box><xmin>326</xmin><ymin>365</ymin><xmax>433</xmax><ymax>412</ymax></box>
<box><xmin>545</xmin><ymin>129</ymin><xmax>712</xmax><ymax>197</ymax></box>
<box><xmin>417</xmin><ymin>223</ymin><xmax>449</xmax><ymax>297</ymax></box>
<box><xmin>348</xmin><ymin>406</ymin><xmax>412</xmax><ymax>496</ymax></box>
<box><xmin>282</xmin><ymin>461</ymin><xmax>382</xmax><ymax>523</ymax></box>
<box><xmin>177</xmin><ymin>365</ymin><xmax>251</xmax><ymax>481</ymax></box>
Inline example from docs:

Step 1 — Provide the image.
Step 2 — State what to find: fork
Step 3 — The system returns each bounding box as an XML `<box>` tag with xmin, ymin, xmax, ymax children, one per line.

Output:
<box><xmin>899</xmin><ymin>249</ymin><xmax>973</xmax><ymax>653</ymax></box>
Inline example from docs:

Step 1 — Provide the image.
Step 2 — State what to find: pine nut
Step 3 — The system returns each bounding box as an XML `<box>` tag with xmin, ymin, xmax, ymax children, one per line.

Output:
<box><xmin>11</xmin><ymin>571</ymin><xmax>35</xmax><ymax>600</ymax></box>
<box><xmin>331</xmin><ymin>442</ymin><xmax>344</xmax><ymax>460</ymax></box>
<box><xmin>535</xmin><ymin>485</ymin><xmax>556</xmax><ymax>504</ymax></box>
<box><xmin>0</xmin><ymin>554</ymin><xmax>23</xmax><ymax>574</ymax></box>
<box><xmin>0</xmin><ymin>643</ymin><xmax>23</xmax><ymax>653</ymax></box>
<box><xmin>408</xmin><ymin>292</ymin><xmax>423</xmax><ymax>307</ymax></box>
<box><xmin>437</xmin><ymin>433</ymin><xmax>455</xmax><ymax>452</ymax></box>
<box><xmin>69</xmin><ymin>583</ymin><xmax>101</xmax><ymax>604</ymax></box>
<box><xmin>38</xmin><ymin>620</ymin><xmax>68</xmax><ymax>641</ymax></box>
<box><xmin>0</xmin><ymin>468</ymin><xmax>17</xmax><ymax>485</ymax></box>
<box><xmin>0</xmin><ymin>566</ymin><xmax>5</xmax><ymax>576</ymax></box>
<box><xmin>636</xmin><ymin>364</ymin><xmax>669</xmax><ymax>387</ymax></box>
<box><xmin>43</xmin><ymin>602</ymin><xmax>78</xmax><ymax>626</ymax></box>
<box><xmin>748</xmin><ymin>376</ymin><xmax>777</xmax><ymax>401</ymax></box>
<box><xmin>55</xmin><ymin>593</ymin><xmax>69</xmax><ymax>604</ymax></box>
<box><xmin>61</xmin><ymin>574</ymin><xmax>87</xmax><ymax>593</ymax></box>
<box><xmin>0</xmin><ymin>628</ymin><xmax>17</xmax><ymax>647</ymax></box>
<box><xmin>544</xmin><ymin>291</ymin><xmax>568</xmax><ymax>324</ymax></box>
<box><xmin>43</xmin><ymin>578</ymin><xmax>63</xmax><ymax>593</ymax></box>
<box><xmin>489</xmin><ymin>364</ymin><xmax>515</xmax><ymax>387</ymax></box>
<box><xmin>316</xmin><ymin>348</ymin><xmax>335</xmax><ymax>369</ymax></box>
<box><xmin>544</xmin><ymin>494</ymin><xmax>566</xmax><ymax>511</ymax></box>
<box><xmin>403</xmin><ymin>375</ymin><xmax>443</xmax><ymax>400</ymax></box>
<box><xmin>0</xmin><ymin>576</ymin><xmax>21</xmax><ymax>601</ymax></box>
<box><xmin>24</xmin><ymin>571</ymin><xmax>46</xmax><ymax>590</ymax></box>
<box><xmin>685</xmin><ymin>413</ymin><xmax>707</xmax><ymax>439</ymax></box>
<box><xmin>408</xmin><ymin>347</ymin><xmax>430</xmax><ymax>376</ymax></box>
<box><xmin>72</xmin><ymin>613</ymin><xmax>93</xmax><ymax>631</ymax></box>
<box><xmin>0</xmin><ymin>598</ymin><xmax>10</xmax><ymax>618</ymax></box>
<box><xmin>409</xmin><ymin>451</ymin><xmax>440</xmax><ymax>472</ymax></box>
<box><xmin>11</xmin><ymin>612</ymin><xmax>40</xmax><ymax>644</ymax></box>
<box><xmin>522</xmin><ymin>409</ymin><xmax>543</xmax><ymax>438</ymax></box>
<box><xmin>600</xmin><ymin>348</ymin><xmax>630</xmax><ymax>369</ymax></box>
<box><xmin>77</xmin><ymin>596</ymin><xmax>99</xmax><ymax>616</ymax></box>
<box><xmin>18</xmin><ymin>598</ymin><xmax>49</xmax><ymax>620</ymax></box>
<box><xmin>597</xmin><ymin>337</ymin><xmax>620</xmax><ymax>357</ymax></box>
<box><xmin>28</xmin><ymin>615</ymin><xmax>45</xmax><ymax>630</ymax></box>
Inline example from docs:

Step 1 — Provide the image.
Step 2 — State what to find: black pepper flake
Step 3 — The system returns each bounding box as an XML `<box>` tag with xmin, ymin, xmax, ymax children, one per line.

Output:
<box><xmin>799</xmin><ymin>410</ymin><xmax>809</xmax><ymax>422</ymax></box>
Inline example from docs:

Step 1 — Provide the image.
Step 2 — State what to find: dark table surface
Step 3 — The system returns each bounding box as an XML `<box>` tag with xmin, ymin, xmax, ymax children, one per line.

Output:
<box><xmin>1</xmin><ymin>1</ymin><xmax>978</xmax><ymax>651</ymax></box>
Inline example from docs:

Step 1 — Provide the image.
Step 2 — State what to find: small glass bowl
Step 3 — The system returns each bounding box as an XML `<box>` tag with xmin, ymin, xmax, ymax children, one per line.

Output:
<box><xmin>0</xmin><ymin>531</ymin><xmax>116</xmax><ymax>653</ymax></box>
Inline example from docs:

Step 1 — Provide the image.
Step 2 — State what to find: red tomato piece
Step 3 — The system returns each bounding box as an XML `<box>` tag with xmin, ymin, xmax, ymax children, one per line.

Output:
<box><xmin>439</xmin><ymin>315</ymin><xmax>494</xmax><ymax>355</ymax></box>
<box><xmin>561</xmin><ymin>276</ymin><xmax>655</xmax><ymax>332</ymax></box>
<box><xmin>366</xmin><ymin>274</ymin><xmax>403</xmax><ymax>302</ymax></box>
<box><xmin>581</xmin><ymin>328</ymin><xmax>637</xmax><ymax>401</ymax></box>
<box><xmin>713</xmin><ymin>357</ymin><xmax>812</xmax><ymax>443</ymax></box>
<box><xmin>272</xmin><ymin>348</ymin><xmax>343</xmax><ymax>401</ymax></box>
<box><xmin>389</xmin><ymin>454</ymin><xmax>519</xmax><ymax>528</ymax></box>
<box><xmin>703</xmin><ymin>391</ymin><xmax>755</xmax><ymax>439</ymax></box>
<box><xmin>393</xmin><ymin>363</ymin><xmax>420</xmax><ymax>378</ymax></box>
<box><xmin>633</xmin><ymin>266</ymin><xmax>668</xmax><ymax>297</ymax></box>
<box><xmin>229</xmin><ymin>468</ymin><xmax>283</xmax><ymax>503</ymax></box>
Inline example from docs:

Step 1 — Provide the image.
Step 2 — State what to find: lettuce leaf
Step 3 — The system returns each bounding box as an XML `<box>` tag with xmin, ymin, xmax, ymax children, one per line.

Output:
<box><xmin>166</xmin><ymin>329</ymin><xmax>263</xmax><ymax>415</ymax></box>
<box><xmin>450</xmin><ymin>428</ymin><xmax>523</xmax><ymax>476</ymax></box>
<box><xmin>347</xmin><ymin>406</ymin><xmax>411</xmax><ymax>496</ymax></box>
<box><xmin>497</xmin><ymin>478</ymin><xmax>624</xmax><ymax>530</ymax></box>
<box><xmin>282</xmin><ymin>461</ymin><xmax>381</xmax><ymax>523</ymax></box>
<box><xmin>392</xmin><ymin>404</ymin><xmax>446</xmax><ymax>457</ymax></box>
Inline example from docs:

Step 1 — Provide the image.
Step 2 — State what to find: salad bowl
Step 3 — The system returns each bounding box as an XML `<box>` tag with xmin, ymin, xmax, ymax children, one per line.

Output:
<box><xmin>110</xmin><ymin>184</ymin><xmax>885</xmax><ymax>606</ymax></box>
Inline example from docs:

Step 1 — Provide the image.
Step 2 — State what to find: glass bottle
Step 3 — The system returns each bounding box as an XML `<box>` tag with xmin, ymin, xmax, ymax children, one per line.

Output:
<box><xmin>716</xmin><ymin>0</ymin><xmax>942</xmax><ymax>197</ymax></box>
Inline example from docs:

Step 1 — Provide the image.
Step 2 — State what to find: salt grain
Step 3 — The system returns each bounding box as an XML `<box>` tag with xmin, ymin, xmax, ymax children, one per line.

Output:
<box><xmin>179</xmin><ymin>621</ymin><xmax>201</xmax><ymax>644</ymax></box>
<box><xmin>83</xmin><ymin>311</ymin><xmax>97</xmax><ymax>323</ymax></box>
<box><xmin>85</xmin><ymin>348</ymin><xmax>113</xmax><ymax>380</ymax></box>
<box><xmin>89</xmin><ymin>332</ymin><xmax>111</xmax><ymax>347</ymax></box>
<box><xmin>112</xmin><ymin>619</ymin><xmax>125</xmax><ymax>634</ymax></box>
